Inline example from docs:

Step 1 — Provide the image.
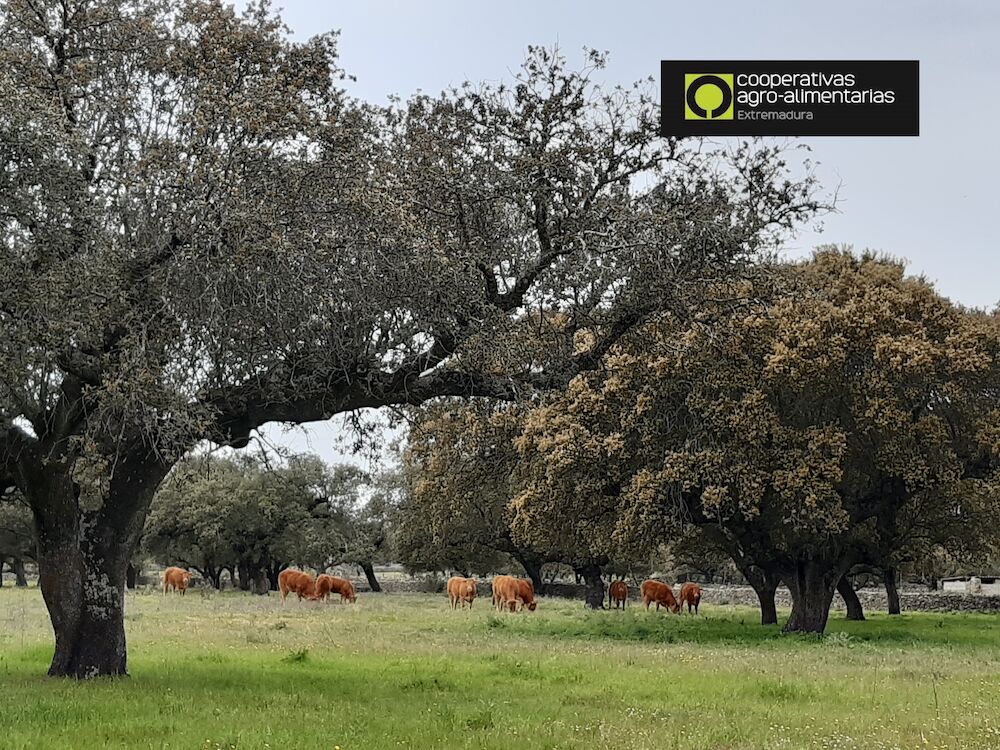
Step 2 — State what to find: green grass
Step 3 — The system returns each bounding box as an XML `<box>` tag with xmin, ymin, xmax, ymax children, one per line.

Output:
<box><xmin>2</xmin><ymin>588</ymin><xmax>1000</xmax><ymax>749</ymax></box>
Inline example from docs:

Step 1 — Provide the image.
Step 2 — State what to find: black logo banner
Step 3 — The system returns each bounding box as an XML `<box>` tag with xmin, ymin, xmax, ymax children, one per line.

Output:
<box><xmin>661</xmin><ymin>60</ymin><xmax>919</xmax><ymax>136</ymax></box>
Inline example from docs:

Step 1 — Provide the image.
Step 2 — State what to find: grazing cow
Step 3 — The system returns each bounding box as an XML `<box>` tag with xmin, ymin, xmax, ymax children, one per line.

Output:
<box><xmin>514</xmin><ymin>578</ymin><xmax>537</xmax><ymax>612</ymax></box>
<box><xmin>609</xmin><ymin>579</ymin><xmax>629</xmax><ymax>610</ymax></box>
<box><xmin>314</xmin><ymin>574</ymin><xmax>357</xmax><ymax>604</ymax></box>
<box><xmin>278</xmin><ymin>569</ymin><xmax>317</xmax><ymax>603</ymax></box>
<box><xmin>640</xmin><ymin>579</ymin><xmax>680</xmax><ymax>613</ymax></box>
<box><xmin>162</xmin><ymin>566</ymin><xmax>193</xmax><ymax>595</ymax></box>
<box><xmin>492</xmin><ymin>575</ymin><xmax>537</xmax><ymax>612</ymax></box>
<box><xmin>679</xmin><ymin>582</ymin><xmax>702</xmax><ymax>614</ymax></box>
<box><xmin>447</xmin><ymin>576</ymin><xmax>478</xmax><ymax>609</ymax></box>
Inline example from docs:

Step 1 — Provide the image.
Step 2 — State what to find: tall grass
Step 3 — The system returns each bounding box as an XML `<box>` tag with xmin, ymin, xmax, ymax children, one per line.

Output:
<box><xmin>1</xmin><ymin>588</ymin><xmax>999</xmax><ymax>749</ymax></box>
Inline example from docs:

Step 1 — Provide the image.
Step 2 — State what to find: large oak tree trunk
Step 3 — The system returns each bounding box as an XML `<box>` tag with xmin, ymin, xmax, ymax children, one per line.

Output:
<box><xmin>884</xmin><ymin>566</ymin><xmax>901</xmax><ymax>615</ymax></box>
<box><xmin>25</xmin><ymin>450</ymin><xmax>169</xmax><ymax>678</ymax></box>
<box><xmin>575</xmin><ymin>564</ymin><xmax>605</xmax><ymax>609</ymax></box>
<box><xmin>360</xmin><ymin>562</ymin><xmax>381</xmax><ymax>592</ymax></box>
<box><xmin>836</xmin><ymin>575</ymin><xmax>865</xmax><ymax>621</ymax></box>
<box><xmin>782</xmin><ymin>559</ymin><xmax>842</xmax><ymax>634</ymax></box>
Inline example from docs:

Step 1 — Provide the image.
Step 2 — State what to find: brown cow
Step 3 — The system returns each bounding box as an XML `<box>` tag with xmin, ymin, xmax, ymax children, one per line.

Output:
<box><xmin>162</xmin><ymin>566</ymin><xmax>193</xmax><ymax>595</ymax></box>
<box><xmin>679</xmin><ymin>582</ymin><xmax>702</xmax><ymax>614</ymax></box>
<box><xmin>491</xmin><ymin>575</ymin><xmax>514</xmax><ymax>611</ymax></box>
<box><xmin>447</xmin><ymin>576</ymin><xmax>478</xmax><ymax>609</ymax></box>
<box><xmin>314</xmin><ymin>574</ymin><xmax>357</xmax><ymax>603</ymax></box>
<box><xmin>492</xmin><ymin>575</ymin><xmax>537</xmax><ymax>612</ymax></box>
<box><xmin>640</xmin><ymin>579</ymin><xmax>680</xmax><ymax>613</ymax></box>
<box><xmin>278</xmin><ymin>569</ymin><xmax>317</xmax><ymax>603</ymax></box>
<box><xmin>609</xmin><ymin>579</ymin><xmax>629</xmax><ymax>610</ymax></box>
<box><xmin>514</xmin><ymin>578</ymin><xmax>537</xmax><ymax>612</ymax></box>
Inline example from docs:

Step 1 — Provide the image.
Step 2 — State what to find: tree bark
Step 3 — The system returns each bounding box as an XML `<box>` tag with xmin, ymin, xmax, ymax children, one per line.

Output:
<box><xmin>782</xmin><ymin>559</ymin><xmax>842</xmax><ymax>634</ymax></box>
<box><xmin>736</xmin><ymin>562</ymin><xmax>780</xmax><ymax>625</ymax></box>
<box><xmin>884</xmin><ymin>566</ymin><xmax>901</xmax><ymax>615</ymax></box>
<box><xmin>12</xmin><ymin>557</ymin><xmax>28</xmax><ymax>587</ymax></box>
<box><xmin>25</xmin><ymin>450</ymin><xmax>169</xmax><ymax>678</ymax></box>
<box><xmin>836</xmin><ymin>575</ymin><xmax>865</xmax><ymax>621</ymax></box>
<box><xmin>574</xmin><ymin>564</ymin><xmax>605</xmax><ymax>609</ymax></box>
<box><xmin>360</xmin><ymin>561</ymin><xmax>381</xmax><ymax>592</ymax></box>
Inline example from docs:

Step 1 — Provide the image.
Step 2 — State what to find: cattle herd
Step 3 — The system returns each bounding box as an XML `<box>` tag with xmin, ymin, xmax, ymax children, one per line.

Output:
<box><xmin>277</xmin><ymin>569</ymin><xmax>357</xmax><ymax>603</ymax></box>
<box><xmin>160</xmin><ymin>566</ymin><xmax>702</xmax><ymax>615</ymax></box>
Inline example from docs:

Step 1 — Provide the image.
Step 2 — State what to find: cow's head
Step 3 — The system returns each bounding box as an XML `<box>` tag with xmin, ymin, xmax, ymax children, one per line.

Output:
<box><xmin>526</xmin><ymin>601</ymin><xmax>537</xmax><ymax>612</ymax></box>
<box><xmin>670</xmin><ymin>602</ymin><xmax>680</xmax><ymax>614</ymax></box>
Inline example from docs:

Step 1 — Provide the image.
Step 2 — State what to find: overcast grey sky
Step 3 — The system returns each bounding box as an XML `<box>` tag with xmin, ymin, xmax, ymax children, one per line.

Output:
<box><xmin>244</xmin><ymin>0</ymin><xmax>999</xmax><ymax>467</ymax></box>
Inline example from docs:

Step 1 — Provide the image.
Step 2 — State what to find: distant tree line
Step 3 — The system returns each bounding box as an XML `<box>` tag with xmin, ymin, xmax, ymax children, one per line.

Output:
<box><xmin>142</xmin><ymin>454</ymin><xmax>394</xmax><ymax>594</ymax></box>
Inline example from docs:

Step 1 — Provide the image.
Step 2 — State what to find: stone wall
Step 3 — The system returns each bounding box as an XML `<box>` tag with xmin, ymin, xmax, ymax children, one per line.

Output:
<box><xmin>696</xmin><ymin>584</ymin><xmax>1000</xmax><ymax>613</ymax></box>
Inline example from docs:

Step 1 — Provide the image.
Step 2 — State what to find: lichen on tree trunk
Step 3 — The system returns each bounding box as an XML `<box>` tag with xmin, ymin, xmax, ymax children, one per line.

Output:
<box><xmin>27</xmin><ymin>450</ymin><xmax>168</xmax><ymax>678</ymax></box>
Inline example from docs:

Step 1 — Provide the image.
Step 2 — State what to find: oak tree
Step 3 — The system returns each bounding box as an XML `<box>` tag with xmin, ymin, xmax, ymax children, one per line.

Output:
<box><xmin>513</xmin><ymin>250</ymin><xmax>1000</xmax><ymax>632</ymax></box>
<box><xmin>0</xmin><ymin>0</ymin><xmax>822</xmax><ymax>675</ymax></box>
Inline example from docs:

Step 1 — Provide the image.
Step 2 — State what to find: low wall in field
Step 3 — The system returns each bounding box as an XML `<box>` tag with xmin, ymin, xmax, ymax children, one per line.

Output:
<box><xmin>699</xmin><ymin>585</ymin><xmax>1000</xmax><ymax>614</ymax></box>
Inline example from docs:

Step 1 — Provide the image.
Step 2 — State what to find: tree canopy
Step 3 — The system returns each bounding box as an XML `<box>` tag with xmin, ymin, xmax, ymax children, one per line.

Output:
<box><xmin>511</xmin><ymin>249</ymin><xmax>1000</xmax><ymax>631</ymax></box>
<box><xmin>0</xmin><ymin>0</ymin><xmax>824</xmax><ymax>677</ymax></box>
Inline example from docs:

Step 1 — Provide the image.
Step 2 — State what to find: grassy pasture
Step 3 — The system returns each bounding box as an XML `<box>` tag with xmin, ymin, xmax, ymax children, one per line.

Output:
<box><xmin>1</xmin><ymin>587</ymin><xmax>999</xmax><ymax>749</ymax></box>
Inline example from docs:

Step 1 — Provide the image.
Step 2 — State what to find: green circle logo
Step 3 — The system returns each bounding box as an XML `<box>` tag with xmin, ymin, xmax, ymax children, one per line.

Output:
<box><xmin>684</xmin><ymin>74</ymin><xmax>734</xmax><ymax>120</ymax></box>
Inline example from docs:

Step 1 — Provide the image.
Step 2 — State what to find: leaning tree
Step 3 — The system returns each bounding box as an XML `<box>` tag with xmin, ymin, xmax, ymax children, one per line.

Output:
<box><xmin>0</xmin><ymin>0</ymin><xmax>824</xmax><ymax>677</ymax></box>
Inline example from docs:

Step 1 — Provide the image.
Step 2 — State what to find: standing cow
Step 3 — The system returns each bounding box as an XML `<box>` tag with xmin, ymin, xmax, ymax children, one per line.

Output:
<box><xmin>162</xmin><ymin>566</ymin><xmax>194</xmax><ymax>595</ymax></box>
<box><xmin>278</xmin><ymin>569</ymin><xmax>317</xmax><ymax>603</ymax></box>
<box><xmin>640</xmin><ymin>579</ymin><xmax>681</xmax><ymax>613</ymax></box>
<box><xmin>314</xmin><ymin>574</ymin><xmax>357</xmax><ymax>603</ymax></box>
<box><xmin>609</xmin><ymin>579</ymin><xmax>629</xmax><ymax>610</ymax></box>
<box><xmin>447</xmin><ymin>576</ymin><xmax>478</xmax><ymax>609</ymax></box>
<box><xmin>679</xmin><ymin>582</ymin><xmax>702</xmax><ymax>614</ymax></box>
